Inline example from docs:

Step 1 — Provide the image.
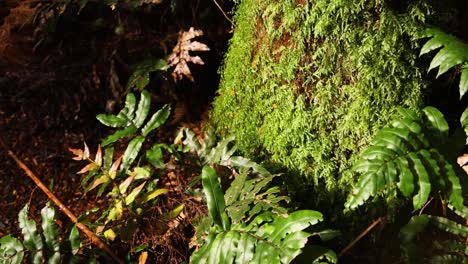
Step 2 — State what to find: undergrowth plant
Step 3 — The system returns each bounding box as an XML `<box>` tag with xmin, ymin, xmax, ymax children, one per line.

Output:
<box><xmin>345</xmin><ymin>106</ymin><xmax>464</xmax><ymax>211</ymax></box>
<box><xmin>184</xmin><ymin>130</ymin><xmax>338</xmax><ymax>263</ymax></box>
<box><xmin>346</xmin><ymin>27</ymin><xmax>468</xmax><ymax>212</ymax></box>
<box><xmin>70</xmin><ymin>90</ymin><xmax>182</xmax><ymax>240</ymax></box>
<box><xmin>400</xmin><ymin>206</ymin><xmax>468</xmax><ymax>263</ymax></box>
<box><xmin>0</xmin><ymin>203</ymin><xmax>81</xmax><ymax>264</ymax></box>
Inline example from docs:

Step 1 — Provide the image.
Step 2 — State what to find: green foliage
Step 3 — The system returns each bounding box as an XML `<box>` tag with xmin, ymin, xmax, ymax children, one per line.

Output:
<box><xmin>0</xmin><ymin>203</ymin><xmax>82</xmax><ymax>264</ymax></box>
<box><xmin>127</xmin><ymin>58</ymin><xmax>168</xmax><ymax>91</ymax></box>
<box><xmin>400</xmin><ymin>208</ymin><xmax>468</xmax><ymax>263</ymax></box>
<box><xmin>185</xmin><ymin>131</ymin><xmax>337</xmax><ymax>263</ymax></box>
<box><xmin>191</xmin><ymin>165</ymin><xmax>336</xmax><ymax>264</ymax></box>
<box><xmin>71</xmin><ymin>90</ymin><xmax>182</xmax><ymax>239</ymax></box>
<box><xmin>420</xmin><ymin>28</ymin><xmax>468</xmax><ymax>99</ymax></box>
<box><xmin>96</xmin><ymin>90</ymin><xmax>170</xmax><ymax>148</ymax></box>
<box><xmin>182</xmin><ymin>128</ymin><xmax>272</xmax><ymax>177</ymax></box>
<box><xmin>211</xmin><ymin>0</ymin><xmax>433</xmax><ymax>199</ymax></box>
<box><xmin>345</xmin><ymin>106</ymin><xmax>464</xmax><ymax>211</ymax></box>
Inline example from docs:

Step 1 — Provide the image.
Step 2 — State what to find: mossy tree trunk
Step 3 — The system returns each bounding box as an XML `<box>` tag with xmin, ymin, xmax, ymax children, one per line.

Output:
<box><xmin>211</xmin><ymin>0</ymin><xmax>455</xmax><ymax>203</ymax></box>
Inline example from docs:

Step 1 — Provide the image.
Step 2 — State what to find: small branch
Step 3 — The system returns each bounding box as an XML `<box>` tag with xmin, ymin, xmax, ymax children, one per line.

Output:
<box><xmin>0</xmin><ymin>137</ymin><xmax>124</xmax><ymax>264</ymax></box>
<box><xmin>212</xmin><ymin>0</ymin><xmax>234</xmax><ymax>27</ymax></box>
<box><xmin>418</xmin><ymin>196</ymin><xmax>434</xmax><ymax>216</ymax></box>
<box><xmin>338</xmin><ymin>217</ymin><xmax>384</xmax><ymax>258</ymax></box>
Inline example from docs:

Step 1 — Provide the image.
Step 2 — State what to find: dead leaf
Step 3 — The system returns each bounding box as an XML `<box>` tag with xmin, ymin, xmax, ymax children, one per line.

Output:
<box><xmin>77</xmin><ymin>163</ymin><xmax>97</xmax><ymax>174</ymax></box>
<box><xmin>138</xmin><ymin>251</ymin><xmax>148</xmax><ymax>264</ymax></box>
<box><xmin>89</xmin><ymin>175</ymin><xmax>111</xmax><ymax>191</ymax></box>
<box><xmin>168</xmin><ymin>27</ymin><xmax>210</xmax><ymax>82</ymax></box>
<box><xmin>109</xmin><ymin>156</ymin><xmax>123</xmax><ymax>179</ymax></box>
<box><xmin>69</xmin><ymin>148</ymin><xmax>85</xmax><ymax>160</ymax></box>
<box><xmin>83</xmin><ymin>142</ymin><xmax>90</xmax><ymax>159</ymax></box>
<box><xmin>457</xmin><ymin>154</ymin><xmax>468</xmax><ymax>174</ymax></box>
<box><xmin>95</xmin><ymin>145</ymin><xmax>102</xmax><ymax>166</ymax></box>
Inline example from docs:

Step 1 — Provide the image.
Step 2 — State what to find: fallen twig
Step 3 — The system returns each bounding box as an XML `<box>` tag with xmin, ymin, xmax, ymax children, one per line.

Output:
<box><xmin>0</xmin><ymin>137</ymin><xmax>124</xmax><ymax>264</ymax></box>
<box><xmin>339</xmin><ymin>217</ymin><xmax>384</xmax><ymax>257</ymax></box>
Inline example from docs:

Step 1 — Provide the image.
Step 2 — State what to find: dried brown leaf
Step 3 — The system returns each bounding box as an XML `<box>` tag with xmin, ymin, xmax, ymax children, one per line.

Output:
<box><xmin>168</xmin><ymin>27</ymin><xmax>210</xmax><ymax>82</ymax></box>
<box><xmin>77</xmin><ymin>163</ymin><xmax>97</xmax><ymax>174</ymax></box>
<box><xmin>89</xmin><ymin>175</ymin><xmax>110</xmax><ymax>191</ymax></box>
<box><xmin>109</xmin><ymin>156</ymin><xmax>123</xmax><ymax>179</ymax></box>
<box><xmin>83</xmin><ymin>142</ymin><xmax>90</xmax><ymax>159</ymax></box>
<box><xmin>457</xmin><ymin>154</ymin><xmax>468</xmax><ymax>174</ymax></box>
<box><xmin>138</xmin><ymin>251</ymin><xmax>148</xmax><ymax>264</ymax></box>
<box><xmin>69</xmin><ymin>148</ymin><xmax>85</xmax><ymax>160</ymax></box>
<box><xmin>95</xmin><ymin>145</ymin><xmax>102</xmax><ymax>166</ymax></box>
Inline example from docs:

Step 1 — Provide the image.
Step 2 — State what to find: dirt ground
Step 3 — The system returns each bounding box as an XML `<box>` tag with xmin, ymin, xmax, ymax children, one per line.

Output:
<box><xmin>0</xmin><ymin>1</ymin><xmax>231</xmax><ymax>262</ymax></box>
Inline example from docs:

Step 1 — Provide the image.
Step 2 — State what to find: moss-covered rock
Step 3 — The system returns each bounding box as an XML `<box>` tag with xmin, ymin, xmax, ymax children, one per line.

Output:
<box><xmin>211</xmin><ymin>0</ymin><xmax>435</xmax><ymax>200</ymax></box>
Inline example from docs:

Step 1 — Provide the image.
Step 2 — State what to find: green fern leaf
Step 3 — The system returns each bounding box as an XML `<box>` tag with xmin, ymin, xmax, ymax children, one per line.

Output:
<box><xmin>96</xmin><ymin>114</ymin><xmax>128</xmax><ymax>128</ymax></box>
<box><xmin>400</xmin><ymin>212</ymin><xmax>468</xmax><ymax>264</ymax></box>
<box><xmin>0</xmin><ymin>235</ymin><xmax>24</xmax><ymax>264</ymax></box>
<box><xmin>191</xmin><ymin>210</ymin><xmax>324</xmax><ymax>264</ymax></box>
<box><xmin>430</xmin><ymin>255</ymin><xmax>467</xmax><ymax>264</ymax></box>
<box><xmin>101</xmin><ymin>126</ymin><xmax>138</xmax><ymax>147</ymax></box>
<box><xmin>427</xmin><ymin>215</ymin><xmax>468</xmax><ymax>236</ymax></box>
<box><xmin>40</xmin><ymin>203</ymin><xmax>60</xmax><ymax>263</ymax></box>
<box><xmin>269</xmin><ymin>210</ymin><xmax>323</xmax><ymax>243</ymax></box>
<box><xmin>448</xmin><ymin>204</ymin><xmax>468</xmax><ymax>220</ymax></box>
<box><xmin>423</xmin><ymin>106</ymin><xmax>449</xmax><ymax>141</ymax></box>
<box><xmin>420</xmin><ymin>28</ymin><xmax>468</xmax><ymax>97</ymax></box>
<box><xmin>225</xmin><ymin>169</ymin><xmax>248</xmax><ymax>207</ymax></box>
<box><xmin>345</xmin><ymin>172</ymin><xmax>376</xmax><ymax>209</ymax></box>
<box><xmin>460</xmin><ymin>107</ymin><xmax>468</xmax><ymax>144</ymax></box>
<box><xmin>408</xmin><ymin>152</ymin><xmax>431</xmax><ymax>210</ymax></box>
<box><xmin>228</xmin><ymin>156</ymin><xmax>272</xmax><ymax>177</ymax></box>
<box><xmin>201</xmin><ymin>166</ymin><xmax>230</xmax><ymax>230</ymax></box>
<box><xmin>141</xmin><ymin>104</ymin><xmax>170</xmax><ymax>136</ymax></box>
<box><xmin>69</xmin><ymin>224</ymin><xmax>81</xmax><ymax>255</ymax></box>
<box><xmin>396</xmin><ymin>156</ymin><xmax>415</xmax><ymax>197</ymax></box>
<box><xmin>121</xmin><ymin>135</ymin><xmax>145</xmax><ymax>170</ymax></box>
<box><xmin>18</xmin><ymin>204</ymin><xmax>43</xmax><ymax>263</ymax></box>
<box><xmin>117</xmin><ymin>93</ymin><xmax>137</xmax><ymax>122</ymax></box>
<box><xmin>346</xmin><ymin>106</ymin><xmax>465</xmax><ymax>211</ymax></box>
<box><xmin>400</xmin><ymin>215</ymin><xmax>430</xmax><ymax>263</ymax></box>
<box><xmin>460</xmin><ymin>66</ymin><xmax>468</xmax><ymax>98</ymax></box>
<box><xmin>133</xmin><ymin>90</ymin><xmax>151</xmax><ymax>128</ymax></box>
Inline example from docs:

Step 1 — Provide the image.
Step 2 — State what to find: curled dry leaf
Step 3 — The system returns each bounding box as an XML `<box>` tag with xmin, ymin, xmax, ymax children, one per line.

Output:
<box><xmin>69</xmin><ymin>142</ymin><xmax>91</xmax><ymax>160</ymax></box>
<box><xmin>168</xmin><ymin>27</ymin><xmax>210</xmax><ymax>82</ymax></box>
<box><xmin>69</xmin><ymin>148</ymin><xmax>85</xmax><ymax>161</ymax></box>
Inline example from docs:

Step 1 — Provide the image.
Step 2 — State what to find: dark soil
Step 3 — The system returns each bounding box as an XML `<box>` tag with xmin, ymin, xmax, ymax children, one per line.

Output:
<box><xmin>0</xmin><ymin>1</ymin><xmax>232</xmax><ymax>262</ymax></box>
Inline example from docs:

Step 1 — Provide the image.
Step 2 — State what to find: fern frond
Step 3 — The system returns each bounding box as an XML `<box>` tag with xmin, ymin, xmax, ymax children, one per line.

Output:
<box><xmin>183</xmin><ymin>128</ymin><xmax>271</xmax><ymax>177</ymax></box>
<box><xmin>193</xmin><ymin>165</ymin><xmax>334</xmax><ymax>264</ymax></box>
<box><xmin>97</xmin><ymin>91</ymin><xmax>170</xmax><ymax>148</ymax></box>
<box><xmin>346</xmin><ymin>106</ymin><xmax>465</xmax><ymax>211</ymax></box>
<box><xmin>400</xmin><ymin>211</ymin><xmax>468</xmax><ymax>264</ymax></box>
<box><xmin>420</xmin><ymin>28</ymin><xmax>468</xmax><ymax>99</ymax></box>
<box><xmin>1</xmin><ymin>203</ymin><xmax>82</xmax><ymax>264</ymax></box>
<box><xmin>191</xmin><ymin>210</ymin><xmax>324</xmax><ymax>264</ymax></box>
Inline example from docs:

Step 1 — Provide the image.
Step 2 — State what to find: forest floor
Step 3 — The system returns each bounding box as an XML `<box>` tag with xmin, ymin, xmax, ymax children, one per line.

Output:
<box><xmin>0</xmin><ymin>1</ymin><xmax>231</xmax><ymax>262</ymax></box>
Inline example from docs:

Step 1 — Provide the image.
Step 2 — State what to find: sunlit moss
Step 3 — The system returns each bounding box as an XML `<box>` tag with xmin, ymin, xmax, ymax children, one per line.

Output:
<box><xmin>211</xmin><ymin>0</ymin><xmax>432</xmax><ymax>200</ymax></box>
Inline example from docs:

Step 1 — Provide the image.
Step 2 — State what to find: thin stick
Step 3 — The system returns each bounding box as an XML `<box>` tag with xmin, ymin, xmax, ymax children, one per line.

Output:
<box><xmin>338</xmin><ymin>217</ymin><xmax>384</xmax><ymax>257</ymax></box>
<box><xmin>212</xmin><ymin>0</ymin><xmax>234</xmax><ymax>27</ymax></box>
<box><xmin>0</xmin><ymin>137</ymin><xmax>123</xmax><ymax>264</ymax></box>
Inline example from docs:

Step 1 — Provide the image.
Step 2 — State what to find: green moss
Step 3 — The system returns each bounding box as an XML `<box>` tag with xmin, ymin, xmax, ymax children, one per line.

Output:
<box><xmin>212</xmin><ymin>0</ymin><xmax>433</xmax><ymax>199</ymax></box>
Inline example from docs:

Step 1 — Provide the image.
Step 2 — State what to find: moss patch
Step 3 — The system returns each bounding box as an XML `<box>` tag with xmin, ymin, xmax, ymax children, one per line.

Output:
<box><xmin>212</xmin><ymin>0</ymin><xmax>434</xmax><ymax>199</ymax></box>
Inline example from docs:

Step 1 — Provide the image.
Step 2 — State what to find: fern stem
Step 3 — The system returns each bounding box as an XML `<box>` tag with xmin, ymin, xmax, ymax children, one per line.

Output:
<box><xmin>338</xmin><ymin>217</ymin><xmax>384</xmax><ymax>257</ymax></box>
<box><xmin>0</xmin><ymin>137</ymin><xmax>124</xmax><ymax>264</ymax></box>
<box><xmin>418</xmin><ymin>196</ymin><xmax>434</xmax><ymax>216</ymax></box>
